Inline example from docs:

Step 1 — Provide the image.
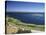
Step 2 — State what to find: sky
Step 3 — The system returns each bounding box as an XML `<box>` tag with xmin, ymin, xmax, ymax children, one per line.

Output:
<box><xmin>6</xmin><ymin>1</ymin><xmax>44</xmax><ymax>12</ymax></box>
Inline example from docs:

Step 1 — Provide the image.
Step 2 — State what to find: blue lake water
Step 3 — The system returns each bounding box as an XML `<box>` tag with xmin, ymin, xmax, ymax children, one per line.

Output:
<box><xmin>6</xmin><ymin>12</ymin><xmax>44</xmax><ymax>25</ymax></box>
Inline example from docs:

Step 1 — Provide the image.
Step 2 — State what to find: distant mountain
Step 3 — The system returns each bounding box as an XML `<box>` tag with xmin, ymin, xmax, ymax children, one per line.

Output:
<box><xmin>6</xmin><ymin>12</ymin><xmax>44</xmax><ymax>14</ymax></box>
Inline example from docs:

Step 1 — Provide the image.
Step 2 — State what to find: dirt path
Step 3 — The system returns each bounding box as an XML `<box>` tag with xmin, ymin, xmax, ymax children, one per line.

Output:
<box><xmin>31</xmin><ymin>30</ymin><xmax>43</xmax><ymax>33</ymax></box>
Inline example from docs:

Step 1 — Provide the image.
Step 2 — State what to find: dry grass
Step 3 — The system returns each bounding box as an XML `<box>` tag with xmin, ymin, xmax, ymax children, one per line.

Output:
<box><xmin>6</xmin><ymin>17</ymin><xmax>45</xmax><ymax>34</ymax></box>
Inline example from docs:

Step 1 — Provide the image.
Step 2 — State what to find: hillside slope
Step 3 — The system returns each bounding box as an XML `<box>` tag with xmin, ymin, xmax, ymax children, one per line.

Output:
<box><xmin>6</xmin><ymin>17</ymin><xmax>45</xmax><ymax>34</ymax></box>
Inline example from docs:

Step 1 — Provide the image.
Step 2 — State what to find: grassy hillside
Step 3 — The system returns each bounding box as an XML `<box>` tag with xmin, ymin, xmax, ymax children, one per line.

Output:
<box><xmin>6</xmin><ymin>17</ymin><xmax>45</xmax><ymax>34</ymax></box>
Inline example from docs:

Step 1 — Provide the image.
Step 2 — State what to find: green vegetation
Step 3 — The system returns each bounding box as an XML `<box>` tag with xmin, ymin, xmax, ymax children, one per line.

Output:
<box><xmin>6</xmin><ymin>17</ymin><xmax>45</xmax><ymax>34</ymax></box>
